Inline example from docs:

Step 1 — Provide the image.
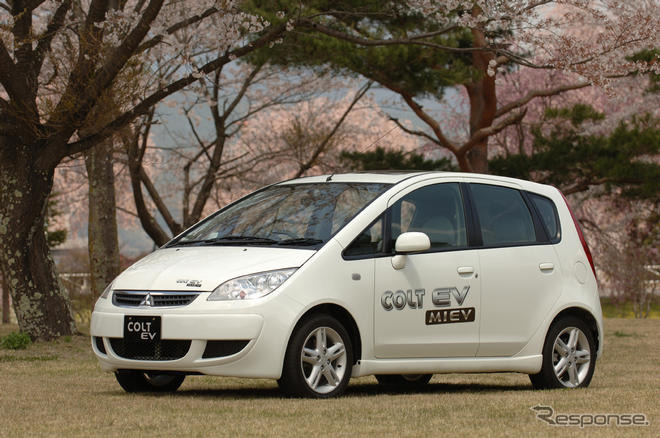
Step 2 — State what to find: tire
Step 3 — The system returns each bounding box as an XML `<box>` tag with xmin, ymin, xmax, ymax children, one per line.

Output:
<box><xmin>529</xmin><ymin>316</ymin><xmax>596</xmax><ymax>389</ymax></box>
<box><xmin>375</xmin><ymin>374</ymin><xmax>432</xmax><ymax>387</ymax></box>
<box><xmin>278</xmin><ymin>314</ymin><xmax>353</xmax><ymax>398</ymax></box>
<box><xmin>115</xmin><ymin>370</ymin><xmax>185</xmax><ymax>393</ymax></box>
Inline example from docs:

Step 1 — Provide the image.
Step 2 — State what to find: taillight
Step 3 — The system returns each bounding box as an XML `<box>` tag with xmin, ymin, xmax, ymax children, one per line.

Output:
<box><xmin>559</xmin><ymin>190</ymin><xmax>597</xmax><ymax>279</ymax></box>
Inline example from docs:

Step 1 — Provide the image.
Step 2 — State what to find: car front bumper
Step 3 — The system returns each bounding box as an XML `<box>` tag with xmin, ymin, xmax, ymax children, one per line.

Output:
<box><xmin>90</xmin><ymin>294</ymin><xmax>299</xmax><ymax>378</ymax></box>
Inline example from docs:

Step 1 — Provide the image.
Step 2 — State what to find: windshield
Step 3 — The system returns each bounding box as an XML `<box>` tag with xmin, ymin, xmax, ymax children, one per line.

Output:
<box><xmin>169</xmin><ymin>183</ymin><xmax>391</xmax><ymax>248</ymax></box>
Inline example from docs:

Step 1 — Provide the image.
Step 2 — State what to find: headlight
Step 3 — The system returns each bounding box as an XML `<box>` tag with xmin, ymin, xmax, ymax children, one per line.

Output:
<box><xmin>100</xmin><ymin>281</ymin><xmax>114</xmax><ymax>299</ymax></box>
<box><xmin>207</xmin><ymin>268</ymin><xmax>297</xmax><ymax>301</ymax></box>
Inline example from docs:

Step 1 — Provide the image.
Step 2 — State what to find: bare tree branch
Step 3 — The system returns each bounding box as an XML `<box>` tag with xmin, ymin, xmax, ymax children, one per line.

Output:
<box><xmin>294</xmin><ymin>81</ymin><xmax>372</xmax><ymax>178</ymax></box>
<box><xmin>0</xmin><ymin>41</ymin><xmax>21</xmax><ymax>101</ymax></box>
<box><xmin>45</xmin><ymin>0</ymin><xmax>164</xmax><ymax>142</ymax></box>
<box><xmin>399</xmin><ymin>89</ymin><xmax>458</xmax><ymax>154</ymax></box>
<box><xmin>123</xmin><ymin>109</ymin><xmax>171</xmax><ymax>245</ymax></box>
<box><xmin>563</xmin><ymin>177</ymin><xmax>646</xmax><ymax>195</ymax></box>
<box><xmin>460</xmin><ymin>108</ymin><xmax>527</xmax><ymax>153</ymax></box>
<box><xmin>12</xmin><ymin>0</ymin><xmax>37</xmax><ymax>73</ymax></box>
<box><xmin>221</xmin><ymin>62</ymin><xmax>264</xmax><ymax>121</ymax></box>
<box><xmin>495</xmin><ymin>82</ymin><xmax>591</xmax><ymax>118</ymax></box>
<box><xmin>137</xmin><ymin>165</ymin><xmax>182</xmax><ymax>234</ymax></box>
<box><xmin>184</xmin><ymin>110</ymin><xmax>213</xmax><ymax>162</ymax></box>
<box><xmin>388</xmin><ymin>117</ymin><xmax>439</xmax><ymax>146</ymax></box>
<box><xmin>115</xmin><ymin>205</ymin><xmax>138</xmax><ymax>218</ymax></box>
<box><xmin>57</xmin><ymin>21</ymin><xmax>288</xmax><ymax>164</ymax></box>
<box><xmin>298</xmin><ymin>19</ymin><xmax>545</xmax><ymax>69</ymax></box>
<box><xmin>137</xmin><ymin>5</ymin><xmax>221</xmax><ymax>53</ymax></box>
<box><xmin>31</xmin><ymin>0</ymin><xmax>72</xmax><ymax>79</ymax></box>
<box><xmin>299</xmin><ymin>19</ymin><xmax>488</xmax><ymax>54</ymax></box>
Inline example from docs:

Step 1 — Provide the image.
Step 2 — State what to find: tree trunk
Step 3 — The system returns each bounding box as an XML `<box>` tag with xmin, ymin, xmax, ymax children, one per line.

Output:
<box><xmin>85</xmin><ymin>139</ymin><xmax>120</xmax><ymax>298</ymax></box>
<box><xmin>1</xmin><ymin>271</ymin><xmax>9</xmax><ymax>324</ymax></box>
<box><xmin>0</xmin><ymin>142</ymin><xmax>75</xmax><ymax>340</ymax></box>
<box><xmin>125</xmin><ymin>134</ymin><xmax>172</xmax><ymax>247</ymax></box>
<box><xmin>464</xmin><ymin>26</ymin><xmax>497</xmax><ymax>174</ymax></box>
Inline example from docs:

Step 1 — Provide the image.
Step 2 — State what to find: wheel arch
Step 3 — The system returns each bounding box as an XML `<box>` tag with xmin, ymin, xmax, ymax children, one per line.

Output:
<box><xmin>289</xmin><ymin>303</ymin><xmax>362</xmax><ymax>365</ymax></box>
<box><xmin>550</xmin><ymin>306</ymin><xmax>600</xmax><ymax>353</ymax></box>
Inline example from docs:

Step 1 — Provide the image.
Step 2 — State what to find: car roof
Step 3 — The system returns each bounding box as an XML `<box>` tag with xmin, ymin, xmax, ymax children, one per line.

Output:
<box><xmin>277</xmin><ymin>171</ymin><xmax>552</xmax><ymax>192</ymax></box>
<box><xmin>277</xmin><ymin>171</ymin><xmax>430</xmax><ymax>185</ymax></box>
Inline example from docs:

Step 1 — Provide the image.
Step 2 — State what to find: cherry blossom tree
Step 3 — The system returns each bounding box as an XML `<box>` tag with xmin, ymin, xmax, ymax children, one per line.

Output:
<box><xmin>225</xmin><ymin>90</ymin><xmax>425</xmax><ymax>195</ymax></box>
<box><xmin>124</xmin><ymin>64</ymin><xmax>356</xmax><ymax>246</ymax></box>
<box><xmin>269</xmin><ymin>0</ymin><xmax>659</xmax><ymax>171</ymax></box>
<box><xmin>0</xmin><ymin>0</ymin><xmax>290</xmax><ymax>339</ymax></box>
<box><xmin>2</xmin><ymin>0</ymin><xmax>657</xmax><ymax>339</ymax></box>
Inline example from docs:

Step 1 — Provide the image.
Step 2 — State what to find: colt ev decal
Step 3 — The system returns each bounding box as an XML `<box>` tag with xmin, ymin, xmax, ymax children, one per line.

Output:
<box><xmin>380</xmin><ymin>286</ymin><xmax>475</xmax><ymax>325</ymax></box>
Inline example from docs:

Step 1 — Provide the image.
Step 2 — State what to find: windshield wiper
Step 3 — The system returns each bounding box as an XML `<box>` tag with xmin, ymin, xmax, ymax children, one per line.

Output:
<box><xmin>277</xmin><ymin>238</ymin><xmax>324</xmax><ymax>246</ymax></box>
<box><xmin>170</xmin><ymin>235</ymin><xmax>278</xmax><ymax>247</ymax></box>
<box><xmin>168</xmin><ymin>239</ymin><xmax>208</xmax><ymax>247</ymax></box>
<box><xmin>199</xmin><ymin>235</ymin><xmax>278</xmax><ymax>245</ymax></box>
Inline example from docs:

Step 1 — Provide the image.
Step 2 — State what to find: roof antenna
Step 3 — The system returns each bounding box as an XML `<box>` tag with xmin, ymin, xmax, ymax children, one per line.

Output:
<box><xmin>326</xmin><ymin>174</ymin><xmax>334</xmax><ymax>182</ymax></box>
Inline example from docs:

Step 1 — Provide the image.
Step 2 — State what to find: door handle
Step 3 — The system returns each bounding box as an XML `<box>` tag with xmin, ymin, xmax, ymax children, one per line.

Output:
<box><xmin>539</xmin><ymin>263</ymin><xmax>555</xmax><ymax>272</ymax></box>
<box><xmin>457</xmin><ymin>266</ymin><xmax>475</xmax><ymax>275</ymax></box>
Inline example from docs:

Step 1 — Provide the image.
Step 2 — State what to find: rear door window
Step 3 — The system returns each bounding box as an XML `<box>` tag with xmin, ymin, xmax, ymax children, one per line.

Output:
<box><xmin>470</xmin><ymin>184</ymin><xmax>536</xmax><ymax>246</ymax></box>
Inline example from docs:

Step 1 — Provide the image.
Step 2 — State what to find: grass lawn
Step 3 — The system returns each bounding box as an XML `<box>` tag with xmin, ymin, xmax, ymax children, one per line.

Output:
<box><xmin>0</xmin><ymin>318</ymin><xmax>658</xmax><ymax>437</ymax></box>
<box><xmin>600</xmin><ymin>297</ymin><xmax>660</xmax><ymax>318</ymax></box>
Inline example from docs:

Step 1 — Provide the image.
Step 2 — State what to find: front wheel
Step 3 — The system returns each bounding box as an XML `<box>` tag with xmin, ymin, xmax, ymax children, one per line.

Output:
<box><xmin>529</xmin><ymin>316</ymin><xmax>596</xmax><ymax>389</ymax></box>
<box><xmin>278</xmin><ymin>314</ymin><xmax>353</xmax><ymax>398</ymax></box>
<box><xmin>115</xmin><ymin>370</ymin><xmax>185</xmax><ymax>393</ymax></box>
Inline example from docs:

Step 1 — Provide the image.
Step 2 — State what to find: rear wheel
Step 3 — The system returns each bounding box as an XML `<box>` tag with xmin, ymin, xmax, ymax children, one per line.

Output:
<box><xmin>278</xmin><ymin>314</ymin><xmax>353</xmax><ymax>398</ymax></box>
<box><xmin>529</xmin><ymin>316</ymin><xmax>596</xmax><ymax>389</ymax></box>
<box><xmin>115</xmin><ymin>370</ymin><xmax>185</xmax><ymax>393</ymax></box>
<box><xmin>375</xmin><ymin>374</ymin><xmax>432</xmax><ymax>387</ymax></box>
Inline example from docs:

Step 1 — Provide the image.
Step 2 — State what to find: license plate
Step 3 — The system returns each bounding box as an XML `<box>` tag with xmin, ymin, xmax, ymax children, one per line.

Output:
<box><xmin>124</xmin><ymin>315</ymin><xmax>161</xmax><ymax>342</ymax></box>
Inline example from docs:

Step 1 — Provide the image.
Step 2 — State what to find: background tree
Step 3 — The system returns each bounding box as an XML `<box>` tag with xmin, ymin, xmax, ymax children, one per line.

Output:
<box><xmin>123</xmin><ymin>64</ymin><xmax>353</xmax><ymax>246</ymax></box>
<box><xmin>2</xmin><ymin>191</ymin><xmax>66</xmax><ymax>324</ymax></box>
<box><xmin>488</xmin><ymin>55</ymin><xmax>659</xmax><ymax>315</ymax></box>
<box><xmin>82</xmin><ymin>0</ymin><xmax>121</xmax><ymax>299</ymax></box>
<box><xmin>489</xmin><ymin>104</ymin><xmax>660</xmax><ymax>198</ymax></box>
<box><xmin>340</xmin><ymin>146</ymin><xmax>455</xmax><ymax>171</ymax></box>
<box><xmin>0</xmin><ymin>0</ymin><xmax>289</xmax><ymax>339</ymax></box>
<box><xmin>2</xmin><ymin>1</ymin><xmax>657</xmax><ymax>339</ymax></box>
<box><xmin>252</xmin><ymin>0</ymin><xmax>659</xmax><ymax>172</ymax></box>
<box><xmin>599</xmin><ymin>208</ymin><xmax>658</xmax><ymax>318</ymax></box>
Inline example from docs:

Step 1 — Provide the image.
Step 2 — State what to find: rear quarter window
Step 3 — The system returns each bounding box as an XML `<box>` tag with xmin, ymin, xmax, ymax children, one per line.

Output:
<box><xmin>528</xmin><ymin>192</ymin><xmax>561</xmax><ymax>242</ymax></box>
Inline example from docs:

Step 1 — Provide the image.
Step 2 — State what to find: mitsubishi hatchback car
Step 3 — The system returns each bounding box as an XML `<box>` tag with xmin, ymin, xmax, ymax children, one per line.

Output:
<box><xmin>91</xmin><ymin>172</ymin><xmax>602</xmax><ymax>397</ymax></box>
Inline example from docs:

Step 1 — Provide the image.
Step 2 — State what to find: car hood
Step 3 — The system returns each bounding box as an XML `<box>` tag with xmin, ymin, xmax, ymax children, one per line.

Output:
<box><xmin>112</xmin><ymin>246</ymin><xmax>316</xmax><ymax>292</ymax></box>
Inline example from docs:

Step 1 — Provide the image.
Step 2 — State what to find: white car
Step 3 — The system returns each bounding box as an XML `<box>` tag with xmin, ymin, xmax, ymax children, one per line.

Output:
<box><xmin>91</xmin><ymin>172</ymin><xmax>602</xmax><ymax>397</ymax></box>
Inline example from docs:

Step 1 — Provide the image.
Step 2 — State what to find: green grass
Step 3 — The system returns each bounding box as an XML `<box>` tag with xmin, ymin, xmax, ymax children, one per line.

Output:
<box><xmin>0</xmin><ymin>331</ymin><xmax>32</xmax><ymax>349</ymax></box>
<box><xmin>600</xmin><ymin>296</ymin><xmax>660</xmax><ymax>319</ymax></box>
<box><xmin>1</xmin><ymin>319</ymin><xmax>658</xmax><ymax>437</ymax></box>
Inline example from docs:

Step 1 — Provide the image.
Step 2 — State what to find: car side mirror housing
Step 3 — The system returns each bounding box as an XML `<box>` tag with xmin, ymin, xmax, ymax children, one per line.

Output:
<box><xmin>392</xmin><ymin>232</ymin><xmax>431</xmax><ymax>270</ymax></box>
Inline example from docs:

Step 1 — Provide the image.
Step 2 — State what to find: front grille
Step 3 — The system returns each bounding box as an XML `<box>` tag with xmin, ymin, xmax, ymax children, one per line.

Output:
<box><xmin>202</xmin><ymin>340</ymin><xmax>249</xmax><ymax>359</ymax></box>
<box><xmin>113</xmin><ymin>291</ymin><xmax>200</xmax><ymax>307</ymax></box>
<box><xmin>109</xmin><ymin>338</ymin><xmax>191</xmax><ymax>361</ymax></box>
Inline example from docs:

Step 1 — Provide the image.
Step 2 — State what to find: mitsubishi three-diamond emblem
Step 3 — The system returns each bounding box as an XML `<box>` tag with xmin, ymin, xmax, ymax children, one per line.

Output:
<box><xmin>139</xmin><ymin>293</ymin><xmax>154</xmax><ymax>307</ymax></box>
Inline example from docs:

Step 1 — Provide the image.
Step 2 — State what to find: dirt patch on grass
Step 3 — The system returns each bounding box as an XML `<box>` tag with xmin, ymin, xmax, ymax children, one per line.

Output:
<box><xmin>1</xmin><ymin>318</ymin><xmax>658</xmax><ymax>437</ymax></box>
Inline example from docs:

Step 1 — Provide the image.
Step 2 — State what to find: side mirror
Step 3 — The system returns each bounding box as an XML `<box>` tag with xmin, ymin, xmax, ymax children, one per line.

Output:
<box><xmin>392</xmin><ymin>232</ymin><xmax>430</xmax><ymax>270</ymax></box>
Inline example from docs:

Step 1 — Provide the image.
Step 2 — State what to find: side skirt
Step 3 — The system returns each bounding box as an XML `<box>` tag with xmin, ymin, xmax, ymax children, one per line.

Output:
<box><xmin>351</xmin><ymin>355</ymin><xmax>542</xmax><ymax>377</ymax></box>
